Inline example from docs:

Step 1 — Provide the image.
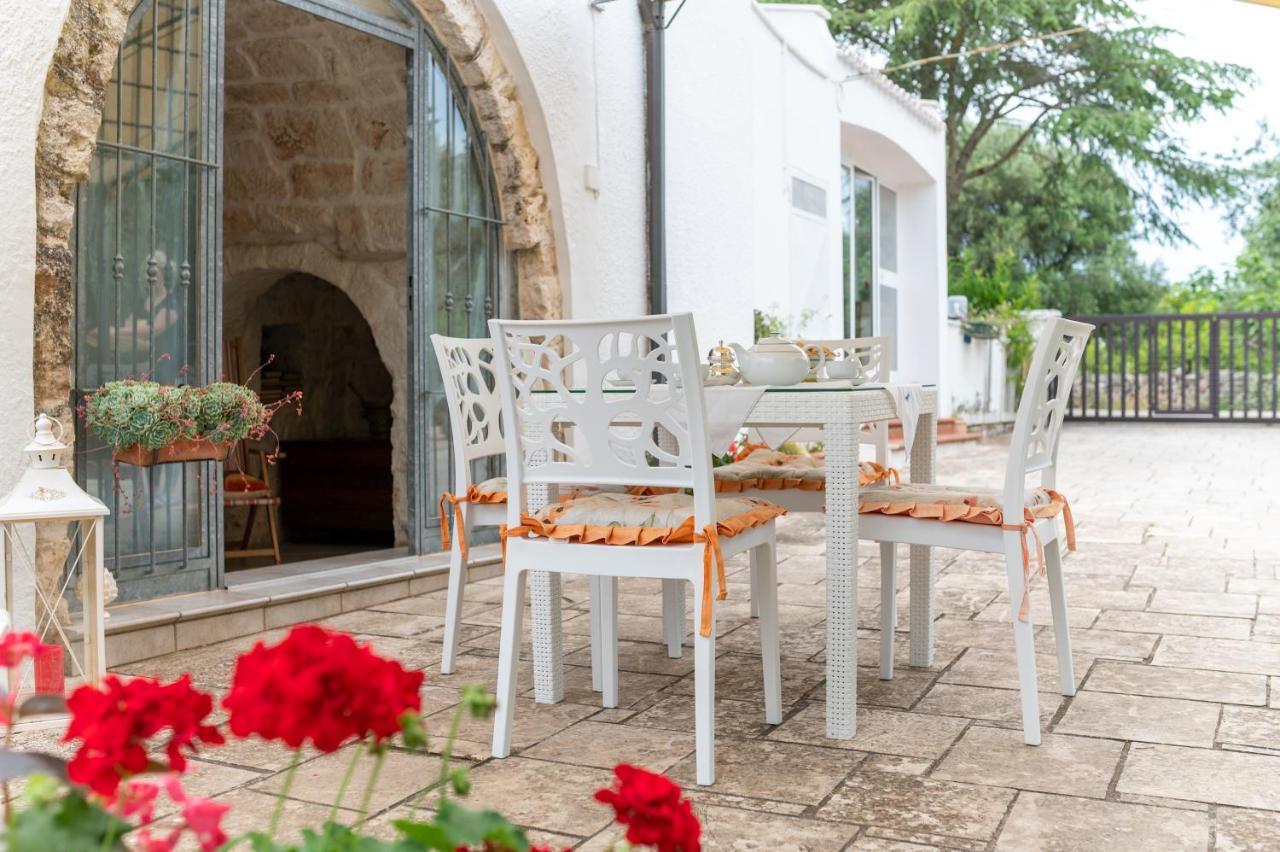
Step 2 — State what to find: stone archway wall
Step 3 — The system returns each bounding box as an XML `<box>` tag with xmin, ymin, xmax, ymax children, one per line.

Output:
<box><xmin>33</xmin><ymin>0</ymin><xmax>561</xmax><ymax>428</ymax></box>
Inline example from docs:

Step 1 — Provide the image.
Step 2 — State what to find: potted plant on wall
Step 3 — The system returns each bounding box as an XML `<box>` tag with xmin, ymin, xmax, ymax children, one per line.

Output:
<box><xmin>82</xmin><ymin>380</ymin><xmax>296</xmax><ymax>467</ymax></box>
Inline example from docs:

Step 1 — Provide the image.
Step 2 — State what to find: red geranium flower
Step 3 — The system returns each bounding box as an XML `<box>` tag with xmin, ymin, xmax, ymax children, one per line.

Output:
<box><xmin>63</xmin><ymin>675</ymin><xmax>224</xmax><ymax>797</ymax></box>
<box><xmin>0</xmin><ymin>631</ymin><xmax>52</xmax><ymax>668</ymax></box>
<box><xmin>222</xmin><ymin>625</ymin><xmax>423</xmax><ymax>752</ymax></box>
<box><xmin>594</xmin><ymin>764</ymin><xmax>701</xmax><ymax>852</ymax></box>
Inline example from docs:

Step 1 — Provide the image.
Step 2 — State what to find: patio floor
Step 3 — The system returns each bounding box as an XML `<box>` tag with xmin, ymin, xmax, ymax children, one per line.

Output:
<box><xmin>25</xmin><ymin>422</ymin><xmax>1280</xmax><ymax>849</ymax></box>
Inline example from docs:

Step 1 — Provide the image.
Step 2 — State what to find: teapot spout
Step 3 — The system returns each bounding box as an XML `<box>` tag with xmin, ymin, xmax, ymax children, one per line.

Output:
<box><xmin>728</xmin><ymin>342</ymin><xmax>749</xmax><ymax>365</ymax></box>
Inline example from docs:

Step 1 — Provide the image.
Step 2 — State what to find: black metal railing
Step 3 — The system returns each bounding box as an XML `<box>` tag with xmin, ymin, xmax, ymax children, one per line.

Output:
<box><xmin>1067</xmin><ymin>312</ymin><xmax>1280</xmax><ymax>422</ymax></box>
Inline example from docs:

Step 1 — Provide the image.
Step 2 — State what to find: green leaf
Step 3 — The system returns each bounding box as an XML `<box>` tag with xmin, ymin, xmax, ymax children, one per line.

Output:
<box><xmin>394</xmin><ymin>799</ymin><xmax>529</xmax><ymax>852</ymax></box>
<box><xmin>8</xmin><ymin>785</ymin><xmax>129</xmax><ymax>852</ymax></box>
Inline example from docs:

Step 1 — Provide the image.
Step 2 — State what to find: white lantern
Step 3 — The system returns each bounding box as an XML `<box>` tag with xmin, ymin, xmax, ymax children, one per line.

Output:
<box><xmin>0</xmin><ymin>414</ymin><xmax>109</xmax><ymax>723</ymax></box>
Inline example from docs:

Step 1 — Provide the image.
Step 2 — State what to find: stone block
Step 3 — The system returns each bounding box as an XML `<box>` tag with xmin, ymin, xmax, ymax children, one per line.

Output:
<box><xmin>289</xmin><ymin>162</ymin><xmax>355</xmax><ymax>199</ymax></box>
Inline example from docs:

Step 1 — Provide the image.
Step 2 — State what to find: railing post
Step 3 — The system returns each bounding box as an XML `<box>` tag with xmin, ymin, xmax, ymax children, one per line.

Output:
<box><xmin>1209</xmin><ymin>316</ymin><xmax>1221</xmax><ymax>419</ymax></box>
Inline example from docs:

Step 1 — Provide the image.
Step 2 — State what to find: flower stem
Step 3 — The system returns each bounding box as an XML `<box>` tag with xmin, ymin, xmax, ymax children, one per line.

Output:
<box><xmin>357</xmin><ymin>748</ymin><xmax>385</xmax><ymax>821</ymax></box>
<box><xmin>435</xmin><ymin>702</ymin><xmax>465</xmax><ymax>806</ymax></box>
<box><xmin>329</xmin><ymin>744</ymin><xmax>363</xmax><ymax>823</ymax></box>
<box><xmin>269</xmin><ymin>748</ymin><xmax>302</xmax><ymax>840</ymax></box>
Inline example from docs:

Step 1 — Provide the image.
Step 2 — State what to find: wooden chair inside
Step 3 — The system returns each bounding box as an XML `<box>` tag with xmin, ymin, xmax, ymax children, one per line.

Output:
<box><xmin>223</xmin><ymin>337</ymin><xmax>283</xmax><ymax>564</ymax></box>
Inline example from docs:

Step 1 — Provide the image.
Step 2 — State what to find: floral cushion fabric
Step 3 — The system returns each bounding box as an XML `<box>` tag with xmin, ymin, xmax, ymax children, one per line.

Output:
<box><xmin>857</xmin><ymin>483</ymin><xmax>1059</xmax><ymax>521</ymax></box>
<box><xmin>712</xmin><ymin>449</ymin><xmax>897</xmax><ymax>492</ymax></box>
<box><xmin>539</xmin><ymin>491</ymin><xmax>782</xmax><ymax>531</ymax></box>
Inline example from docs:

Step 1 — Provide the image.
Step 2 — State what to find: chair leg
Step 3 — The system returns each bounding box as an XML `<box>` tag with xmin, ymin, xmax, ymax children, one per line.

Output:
<box><xmin>589</xmin><ymin>575</ymin><xmax>603</xmax><ymax>692</ymax></box>
<box><xmin>1044</xmin><ymin>534</ymin><xmax>1076</xmax><ymax>696</ymax></box>
<box><xmin>240</xmin><ymin>505</ymin><xmax>257</xmax><ymax>551</ymax></box>
<box><xmin>1003</xmin><ymin>535</ymin><xmax>1042</xmax><ymax>745</ymax></box>
<box><xmin>599</xmin><ymin>576</ymin><xmax>619</xmax><ymax>709</ymax></box>
<box><xmin>265</xmin><ymin>503</ymin><xmax>282</xmax><ymax>565</ymax></box>
<box><xmin>754</xmin><ymin>542</ymin><xmax>782</xmax><ymax>725</ymax></box>
<box><xmin>879</xmin><ymin>542</ymin><xmax>896</xmax><ymax>681</ymax></box>
<box><xmin>440</xmin><ymin>507</ymin><xmax>472</xmax><ymax>675</ymax></box>
<box><xmin>692</xmin><ymin>576</ymin><xmax>717</xmax><ymax>786</ymax></box>
<box><xmin>748</xmin><ymin>549</ymin><xmax>760</xmax><ymax>619</ymax></box>
<box><xmin>491</xmin><ymin>565</ymin><xmax>528</xmax><ymax>759</ymax></box>
<box><xmin>662</xmin><ymin>578</ymin><xmax>684</xmax><ymax>659</ymax></box>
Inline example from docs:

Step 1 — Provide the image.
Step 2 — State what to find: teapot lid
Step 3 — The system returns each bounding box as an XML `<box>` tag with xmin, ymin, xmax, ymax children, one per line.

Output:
<box><xmin>708</xmin><ymin>339</ymin><xmax>735</xmax><ymax>360</ymax></box>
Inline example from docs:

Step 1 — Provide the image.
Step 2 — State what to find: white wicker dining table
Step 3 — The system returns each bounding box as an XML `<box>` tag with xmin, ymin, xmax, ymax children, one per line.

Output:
<box><xmin>523</xmin><ymin>381</ymin><xmax>939</xmax><ymax>739</ymax></box>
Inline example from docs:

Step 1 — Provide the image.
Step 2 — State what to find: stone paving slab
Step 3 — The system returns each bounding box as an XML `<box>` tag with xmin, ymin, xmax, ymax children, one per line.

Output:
<box><xmin>33</xmin><ymin>423</ymin><xmax>1280</xmax><ymax>850</ymax></box>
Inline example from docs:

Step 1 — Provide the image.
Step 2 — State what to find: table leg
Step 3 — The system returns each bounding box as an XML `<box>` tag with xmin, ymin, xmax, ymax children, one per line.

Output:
<box><xmin>909</xmin><ymin>411</ymin><xmax>937</xmax><ymax>668</ymax></box>
<box><xmin>528</xmin><ymin>482</ymin><xmax>564</xmax><ymax>703</ymax></box>
<box><xmin>825</xmin><ymin>415</ymin><xmax>859</xmax><ymax>739</ymax></box>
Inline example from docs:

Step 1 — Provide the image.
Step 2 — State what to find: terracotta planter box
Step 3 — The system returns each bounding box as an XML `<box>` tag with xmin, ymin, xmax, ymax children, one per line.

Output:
<box><xmin>113</xmin><ymin>438</ymin><xmax>232</xmax><ymax>467</ymax></box>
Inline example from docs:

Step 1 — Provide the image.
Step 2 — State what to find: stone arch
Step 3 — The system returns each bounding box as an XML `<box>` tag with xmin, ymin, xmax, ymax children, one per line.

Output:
<box><xmin>32</xmin><ymin>0</ymin><xmax>561</xmax><ymax>426</ymax></box>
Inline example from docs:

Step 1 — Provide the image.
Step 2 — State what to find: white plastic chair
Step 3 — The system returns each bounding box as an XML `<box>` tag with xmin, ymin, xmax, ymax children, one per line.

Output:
<box><xmin>488</xmin><ymin>314</ymin><xmax>783</xmax><ymax>785</ymax></box>
<box><xmin>431</xmin><ymin>334</ymin><xmax>511</xmax><ymax>675</ymax></box>
<box><xmin>859</xmin><ymin>317</ymin><xmax>1093</xmax><ymax>744</ymax></box>
<box><xmin>434</xmin><ymin>334</ymin><xmax>618</xmax><ymax>690</ymax></box>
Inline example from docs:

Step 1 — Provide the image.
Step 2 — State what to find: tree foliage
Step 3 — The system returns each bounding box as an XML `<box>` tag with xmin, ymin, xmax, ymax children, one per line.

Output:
<box><xmin>949</xmin><ymin>122</ymin><xmax>1167</xmax><ymax>314</ymax></box>
<box><xmin>825</xmin><ymin>0</ymin><xmax>1252</xmax><ymax>242</ymax></box>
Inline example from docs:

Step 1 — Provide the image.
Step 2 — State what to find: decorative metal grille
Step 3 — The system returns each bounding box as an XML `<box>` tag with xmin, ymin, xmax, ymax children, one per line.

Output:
<box><xmin>73</xmin><ymin>0</ymin><xmax>222</xmax><ymax>601</ymax></box>
<box><xmin>72</xmin><ymin>0</ymin><xmax>510</xmax><ymax>598</ymax></box>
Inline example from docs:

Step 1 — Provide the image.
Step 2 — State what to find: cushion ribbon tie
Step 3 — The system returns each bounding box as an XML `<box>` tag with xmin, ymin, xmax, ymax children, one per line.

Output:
<box><xmin>695</xmin><ymin>524</ymin><xmax>728</xmax><ymax>638</ymax></box>
<box><xmin>439</xmin><ymin>492</ymin><xmax>469</xmax><ymax>564</ymax></box>
<box><xmin>498</xmin><ymin>523</ymin><xmax>535</xmax><ymax>571</ymax></box>
<box><xmin>1045</xmin><ymin>489</ymin><xmax>1077</xmax><ymax>551</ymax></box>
<box><xmin>1001</xmin><ymin>516</ymin><xmax>1048</xmax><ymax>623</ymax></box>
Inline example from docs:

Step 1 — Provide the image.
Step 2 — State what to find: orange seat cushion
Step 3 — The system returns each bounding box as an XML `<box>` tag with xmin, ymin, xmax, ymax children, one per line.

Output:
<box><xmin>225</xmin><ymin>473</ymin><xmax>269</xmax><ymax>493</ymax></box>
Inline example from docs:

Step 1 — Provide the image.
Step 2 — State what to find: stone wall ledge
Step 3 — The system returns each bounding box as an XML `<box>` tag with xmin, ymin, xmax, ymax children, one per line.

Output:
<box><xmin>103</xmin><ymin>546</ymin><xmax>502</xmax><ymax>666</ymax></box>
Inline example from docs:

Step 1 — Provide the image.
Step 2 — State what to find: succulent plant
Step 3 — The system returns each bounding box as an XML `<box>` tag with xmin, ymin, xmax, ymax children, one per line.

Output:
<box><xmin>83</xmin><ymin>380</ymin><xmax>275</xmax><ymax>451</ymax></box>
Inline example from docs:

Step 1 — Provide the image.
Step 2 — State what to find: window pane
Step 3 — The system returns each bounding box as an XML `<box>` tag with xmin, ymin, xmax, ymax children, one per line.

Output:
<box><xmin>879</xmin><ymin>185</ymin><xmax>898</xmax><ymax>273</ymax></box>
<box><xmin>840</xmin><ymin>166</ymin><xmax>852</xmax><ymax>337</ymax></box>
<box><xmin>853</xmin><ymin>173</ymin><xmax>875</xmax><ymax>338</ymax></box>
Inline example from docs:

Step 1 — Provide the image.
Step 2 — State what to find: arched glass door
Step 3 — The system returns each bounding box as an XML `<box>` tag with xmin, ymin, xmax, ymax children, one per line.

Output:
<box><xmin>74</xmin><ymin>0</ymin><xmax>222</xmax><ymax>600</ymax></box>
<box><xmin>74</xmin><ymin>0</ymin><xmax>508</xmax><ymax>600</ymax></box>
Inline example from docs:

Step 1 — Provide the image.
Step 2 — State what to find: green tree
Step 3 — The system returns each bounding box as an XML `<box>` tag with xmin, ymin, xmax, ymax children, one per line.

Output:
<box><xmin>950</xmin><ymin>123</ymin><xmax>1166</xmax><ymax>314</ymax></box>
<box><xmin>824</xmin><ymin>0</ymin><xmax>1253</xmax><ymax>244</ymax></box>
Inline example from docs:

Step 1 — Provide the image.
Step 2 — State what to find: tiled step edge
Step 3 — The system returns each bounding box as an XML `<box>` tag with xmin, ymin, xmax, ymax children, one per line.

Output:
<box><xmin>104</xmin><ymin>546</ymin><xmax>503</xmax><ymax>668</ymax></box>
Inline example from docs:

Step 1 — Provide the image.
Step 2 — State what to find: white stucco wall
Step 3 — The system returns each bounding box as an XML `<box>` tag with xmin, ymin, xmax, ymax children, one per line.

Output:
<box><xmin>485</xmin><ymin>0</ymin><xmax>649</xmax><ymax>325</ymax></box>
<box><xmin>0</xmin><ymin>0</ymin><xmax>949</xmax><ymax>501</ymax></box>
<box><xmin>0</xmin><ymin>0</ymin><xmax>70</xmax><ymax>498</ymax></box>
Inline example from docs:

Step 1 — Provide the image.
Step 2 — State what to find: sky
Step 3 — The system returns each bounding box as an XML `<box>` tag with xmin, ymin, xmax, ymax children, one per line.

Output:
<box><xmin>1131</xmin><ymin>0</ymin><xmax>1280</xmax><ymax>281</ymax></box>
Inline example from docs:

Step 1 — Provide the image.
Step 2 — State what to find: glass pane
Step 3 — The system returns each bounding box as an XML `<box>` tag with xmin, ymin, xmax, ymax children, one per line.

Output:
<box><xmin>853</xmin><ymin>172</ymin><xmax>875</xmax><ymax>338</ymax></box>
<box><xmin>840</xmin><ymin>166</ymin><xmax>852</xmax><ymax>338</ymax></box>
<box><xmin>74</xmin><ymin>0</ymin><xmax>210</xmax><ymax>591</ymax></box>
<box><xmin>417</xmin><ymin>35</ymin><xmax>506</xmax><ymax>548</ymax></box>
<box><xmin>879</xmin><ymin>185</ymin><xmax>898</xmax><ymax>273</ymax></box>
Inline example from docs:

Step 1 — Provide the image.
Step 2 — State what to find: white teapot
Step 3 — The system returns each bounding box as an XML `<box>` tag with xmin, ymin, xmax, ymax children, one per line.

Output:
<box><xmin>729</xmin><ymin>337</ymin><xmax>810</xmax><ymax>386</ymax></box>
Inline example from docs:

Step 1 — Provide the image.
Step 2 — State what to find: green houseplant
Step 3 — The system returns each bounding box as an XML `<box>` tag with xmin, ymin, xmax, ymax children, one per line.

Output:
<box><xmin>82</xmin><ymin>381</ymin><xmax>288</xmax><ymax>467</ymax></box>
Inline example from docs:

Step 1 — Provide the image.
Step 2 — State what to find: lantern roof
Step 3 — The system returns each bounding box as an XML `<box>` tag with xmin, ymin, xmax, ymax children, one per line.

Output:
<box><xmin>0</xmin><ymin>415</ymin><xmax>108</xmax><ymax>523</ymax></box>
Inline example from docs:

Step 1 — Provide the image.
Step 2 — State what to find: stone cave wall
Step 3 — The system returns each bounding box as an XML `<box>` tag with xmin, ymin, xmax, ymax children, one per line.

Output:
<box><xmin>221</xmin><ymin>0</ymin><xmax>412</xmax><ymax>544</ymax></box>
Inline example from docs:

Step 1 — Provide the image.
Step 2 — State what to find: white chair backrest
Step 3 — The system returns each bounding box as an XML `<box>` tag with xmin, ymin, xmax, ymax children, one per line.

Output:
<box><xmin>431</xmin><ymin>334</ymin><xmax>506</xmax><ymax>491</ymax></box>
<box><xmin>489</xmin><ymin>314</ymin><xmax>715</xmax><ymax>528</ymax></box>
<box><xmin>807</xmin><ymin>336</ymin><xmax>891</xmax><ymax>382</ymax></box>
<box><xmin>1003</xmin><ymin>317</ymin><xmax>1093</xmax><ymax>514</ymax></box>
